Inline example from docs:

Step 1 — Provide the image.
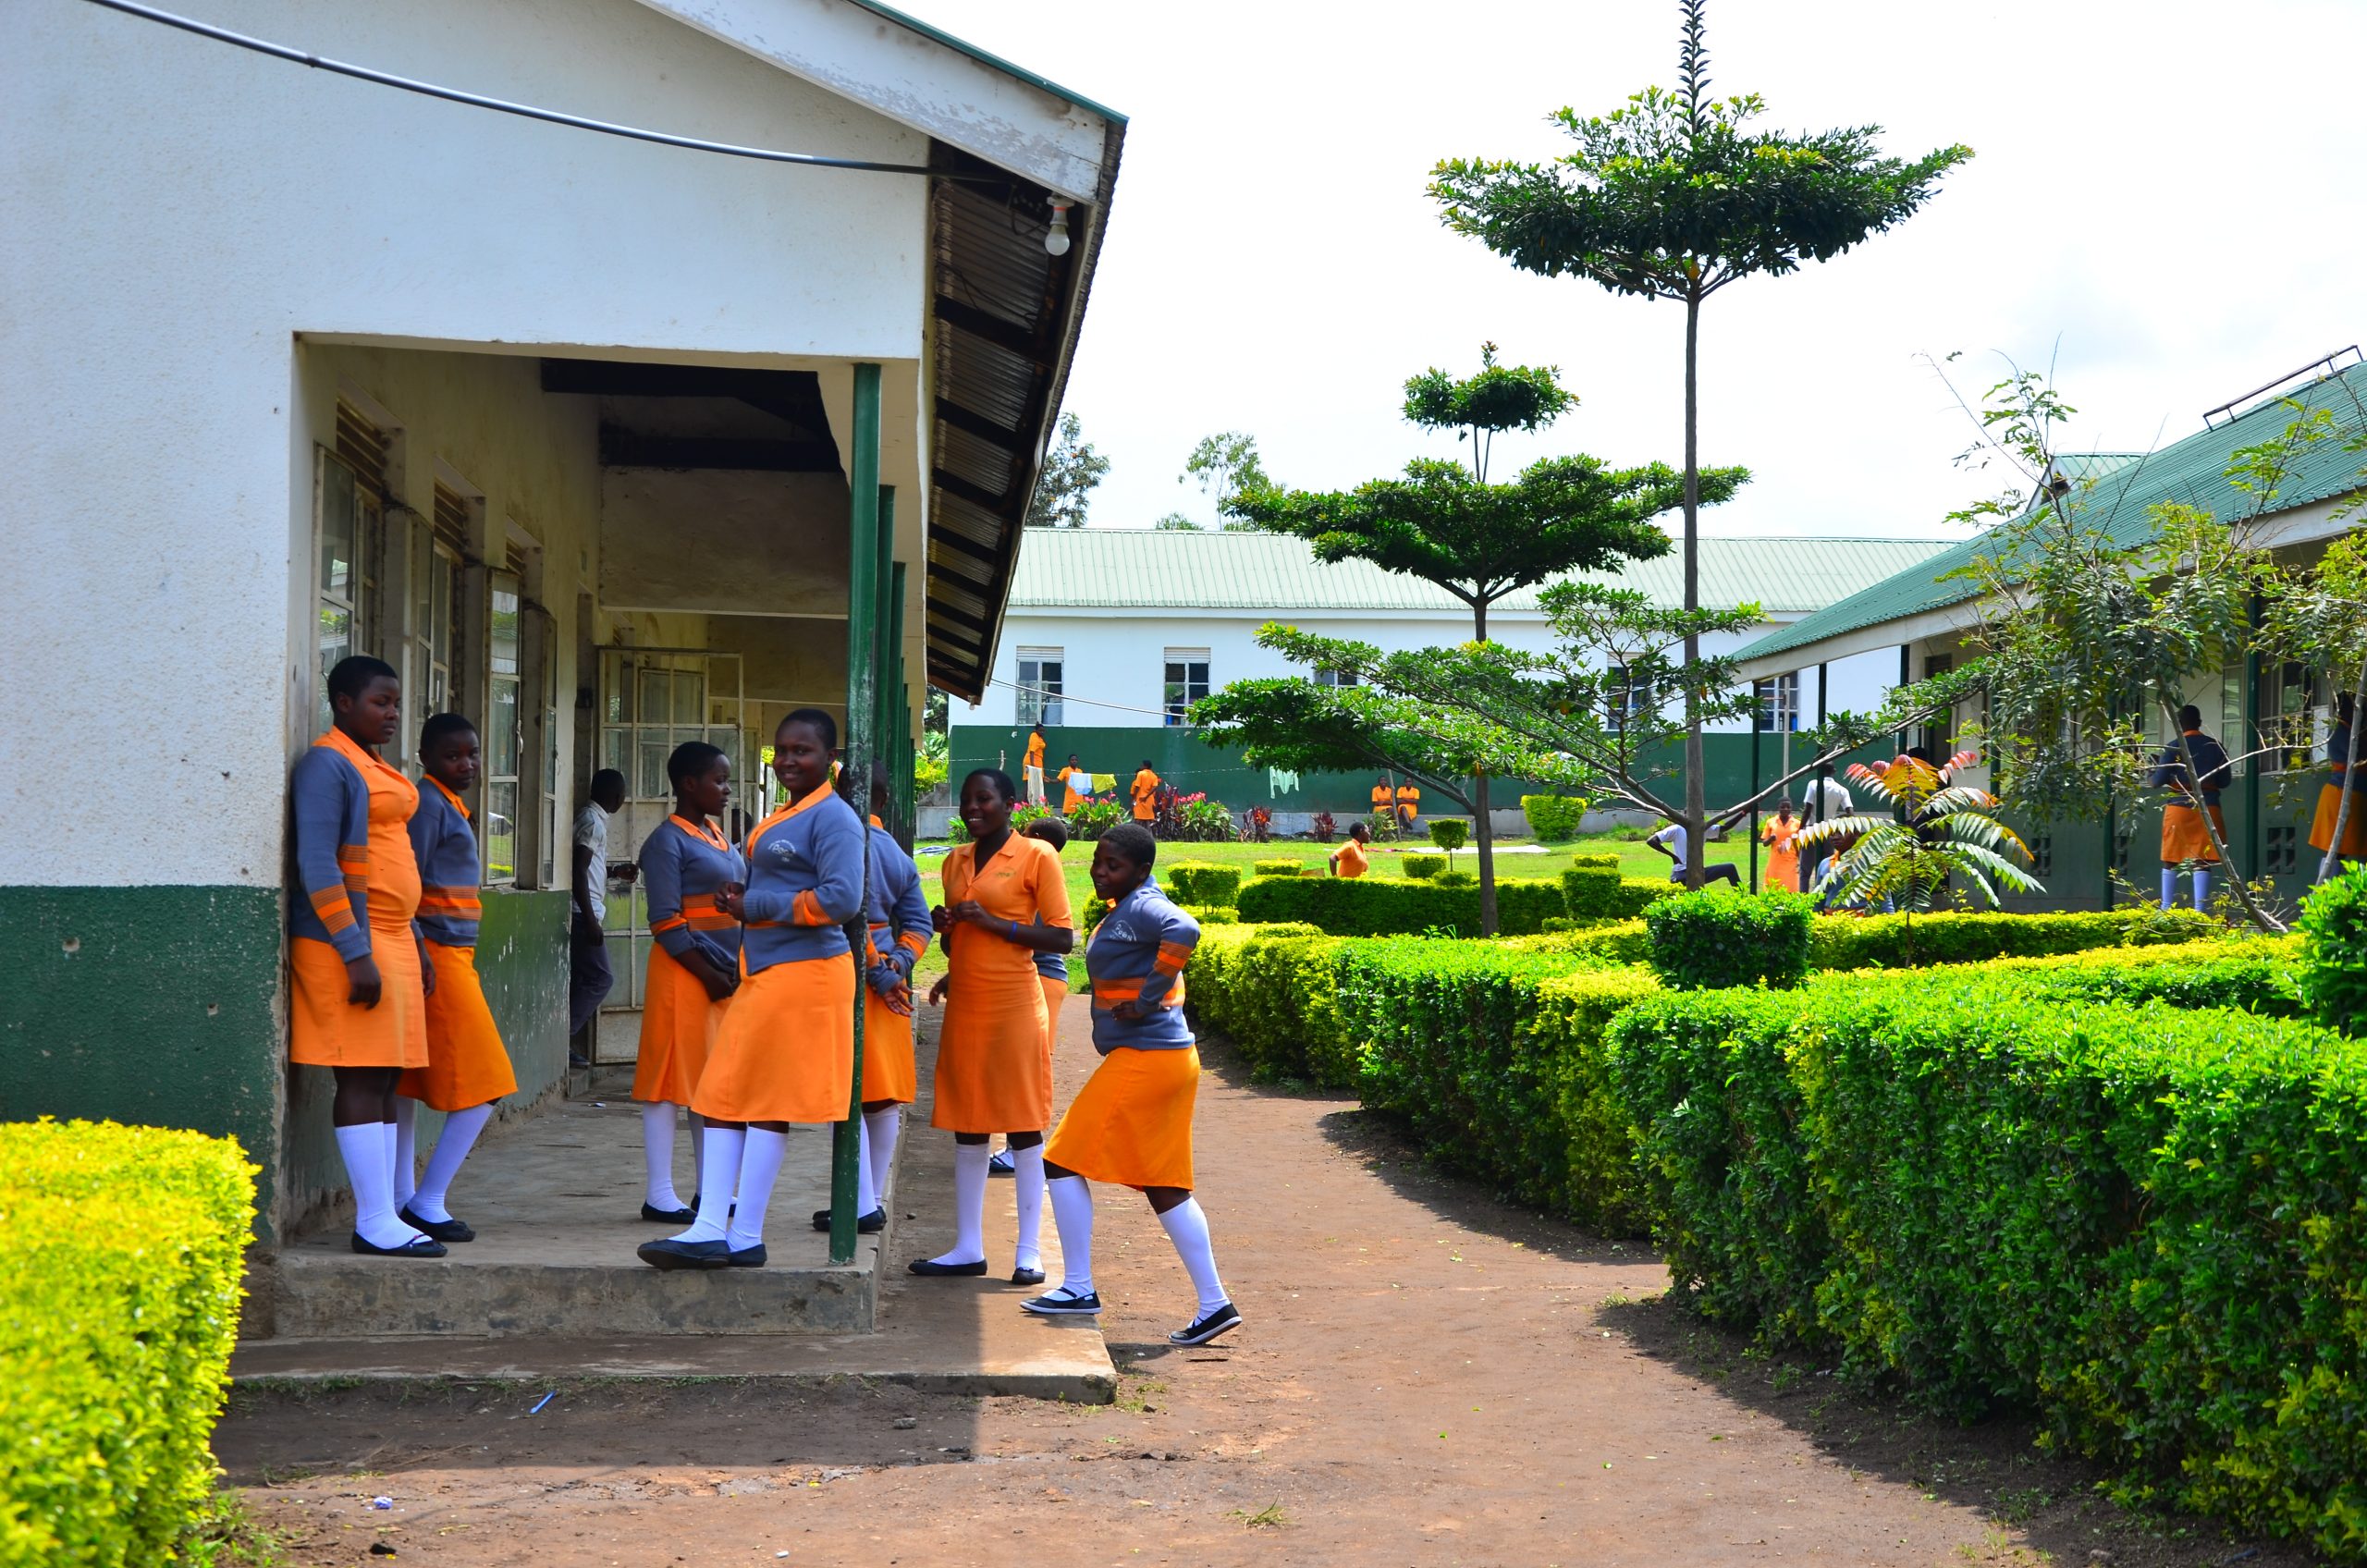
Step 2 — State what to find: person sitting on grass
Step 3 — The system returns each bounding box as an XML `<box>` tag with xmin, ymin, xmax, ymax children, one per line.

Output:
<box><xmin>1330</xmin><ymin>820</ymin><xmax>1370</xmax><ymax>879</ymax></box>
<box><xmin>1647</xmin><ymin>815</ymin><xmax>1740</xmax><ymax>887</ymax></box>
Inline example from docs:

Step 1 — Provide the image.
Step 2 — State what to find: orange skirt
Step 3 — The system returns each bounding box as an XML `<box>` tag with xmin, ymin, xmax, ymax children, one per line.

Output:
<box><xmin>860</xmin><ymin>987</ymin><xmax>917</xmax><ymax>1106</ymax></box>
<box><xmin>2309</xmin><ymin>781</ymin><xmax>2367</xmax><ymax>859</ymax></box>
<box><xmin>1045</xmin><ymin>1046</ymin><xmax>1199</xmax><ymax>1192</ymax></box>
<box><xmin>693</xmin><ymin>952</ymin><xmax>854</xmax><ymax>1124</ymax></box>
<box><xmin>2161</xmin><ymin>801</ymin><xmax>2225</xmax><ymax>865</ymax></box>
<box><xmin>288</xmin><ymin>931</ymin><xmax>428</xmax><ymax>1069</ymax></box>
<box><xmin>932</xmin><ymin>970</ymin><xmax>1051</xmax><ymax>1133</ymax></box>
<box><xmin>397</xmin><ymin>942</ymin><xmax>516</xmax><ymax>1110</ymax></box>
<box><xmin>634</xmin><ymin>945</ymin><xmax>729</xmax><ymax>1106</ymax></box>
<box><xmin>1763</xmin><ymin>849</ymin><xmax>1799</xmax><ymax>893</ymax></box>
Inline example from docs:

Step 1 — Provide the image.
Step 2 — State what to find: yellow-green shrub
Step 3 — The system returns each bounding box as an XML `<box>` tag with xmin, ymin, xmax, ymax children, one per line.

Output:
<box><xmin>0</xmin><ymin>1120</ymin><xmax>255</xmax><ymax>1566</ymax></box>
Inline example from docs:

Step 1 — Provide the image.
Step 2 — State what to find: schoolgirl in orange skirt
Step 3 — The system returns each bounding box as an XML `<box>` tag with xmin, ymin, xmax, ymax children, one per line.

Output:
<box><xmin>288</xmin><ymin>656</ymin><xmax>442</xmax><ymax>1257</ymax></box>
<box><xmin>814</xmin><ymin>766</ymin><xmax>933</xmax><ymax>1236</ymax></box>
<box><xmin>2310</xmin><ymin>694</ymin><xmax>2367</xmax><ymax>867</ymax></box>
<box><xmin>1024</xmin><ymin>823</ymin><xmax>1241</xmax><ymax>1346</ymax></box>
<box><xmin>632</xmin><ymin>741</ymin><xmax>746</xmax><ymax>1224</ymax></box>
<box><xmin>914</xmin><ymin>769</ymin><xmax>1073</xmax><ymax>1283</ymax></box>
<box><xmin>386</xmin><ymin>713</ymin><xmax>519</xmax><ymax>1243</ymax></box>
<box><xmin>639</xmin><ymin>710</ymin><xmax>865</xmax><ymax>1270</ymax></box>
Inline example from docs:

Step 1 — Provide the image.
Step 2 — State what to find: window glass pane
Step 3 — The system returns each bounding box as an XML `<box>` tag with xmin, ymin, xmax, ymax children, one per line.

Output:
<box><xmin>484</xmin><ymin>780</ymin><xmax>519</xmax><ymax>882</ymax></box>
<box><xmin>490</xmin><ymin>581</ymin><xmax>521</xmax><ymax>677</ymax></box>
<box><xmin>320</xmin><ymin>461</ymin><xmax>356</xmax><ymax>599</ymax></box>
<box><xmin>315</xmin><ymin>603</ymin><xmax>351</xmax><ymax>733</ymax></box>
<box><xmin>638</xmin><ymin>736</ymin><xmax>669</xmax><ymax>801</ymax></box>
<box><xmin>674</xmin><ymin>671</ymin><xmax>705</xmax><ymax>725</ymax></box>
<box><xmin>603</xmin><ymin>728</ymin><xmax>630</xmax><ymax>776</ymax></box>
<box><xmin>638</xmin><ymin>668</ymin><xmax>672</xmax><ymax>724</ymax></box>
<box><xmin>488</xmin><ymin>677</ymin><xmax>521</xmax><ymax>774</ymax></box>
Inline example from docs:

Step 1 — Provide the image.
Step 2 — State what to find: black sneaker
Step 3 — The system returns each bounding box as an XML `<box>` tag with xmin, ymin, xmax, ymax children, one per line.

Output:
<box><xmin>987</xmin><ymin>1148</ymin><xmax>1016</xmax><ymax>1176</ymax></box>
<box><xmin>1020</xmin><ymin>1287</ymin><xmax>1101</xmax><ymax>1316</ymax></box>
<box><xmin>1169</xmin><ymin>1302</ymin><xmax>1241</xmax><ymax>1346</ymax></box>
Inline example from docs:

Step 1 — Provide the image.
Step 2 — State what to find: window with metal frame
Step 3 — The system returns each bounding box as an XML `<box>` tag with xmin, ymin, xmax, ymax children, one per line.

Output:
<box><xmin>1313</xmin><ymin>668</ymin><xmax>1359</xmax><ymax>688</ymax></box>
<box><xmin>313</xmin><ymin>417</ymin><xmax>387</xmax><ymax>736</ymax></box>
<box><xmin>1162</xmin><ymin>648</ymin><xmax>1210</xmax><ymax>724</ymax></box>
<box><xmin>1754</xmin><ymin>673</ymin><xmax>1799</xmax><ymax>732</ymax></box>
<box><xmin>483</xmin><ymin>563</ymin><xmax>524</xmax><ymax>885</ymax></box>
<box><xmin>1015</xmin><ymin>647</ymin><xmax>1063</xmax><ymax>726</ymax></box>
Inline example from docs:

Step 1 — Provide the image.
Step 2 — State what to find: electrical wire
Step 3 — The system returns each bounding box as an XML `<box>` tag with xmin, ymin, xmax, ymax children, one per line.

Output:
<box><xmin>76</xmin><ymin>0</ymin><xmax>991</xmax><ymax>181</ymax></box>
<box><xmin>979</xmin><ymin>677</ymin><xmax>1188</xmax><ymax>722</ymax></box>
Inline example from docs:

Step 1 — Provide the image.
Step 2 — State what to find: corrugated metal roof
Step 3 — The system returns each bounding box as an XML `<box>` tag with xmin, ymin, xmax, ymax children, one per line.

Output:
<box><xmin>1003</xmin><ymin>529</ymin><xmax>1954</xmax><ymax>617</ymax></box>
<box><xmin>1735</xmin><ymin>362</ymin><xmax>2367</xmax><ymax>665</ymax></box>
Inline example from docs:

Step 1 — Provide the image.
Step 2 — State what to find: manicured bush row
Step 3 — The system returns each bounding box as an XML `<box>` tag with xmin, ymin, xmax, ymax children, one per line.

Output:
<box><xmin>1252</xmin><ymin>858</ymin><xmax>1309</xmax><ymax>878</ymax></box>
<box><xmin>1235</xmin><ymin>875</ymin><xmax>1569</xmax><ymax>937</ymax></box>
<box><xmin>1609</xmin><ymin>978</ymin><xmax>2367</xmax><ymax>1558</ymax></box>
<box><xmin>1519</xmin><ymin>793</ymin><xmax>1589</xmax><ymax>841</ymax></box>
<box><xmin>1184</xmin><ymin>924</ymin><xmax>1347</xmax><ymax>1084</ymax></box>
<box><xmin>1645</xmin><ymin>888</ymin><xmax>1815</xmax><ymax>991</ymax></box>
<box><xmin>1179</xmin><ymin>904</ymin><xmax>1238</xmax><ymax>926</ymax></box>
<box><xmin>1402</xmin><ymin>853</ymin><xmax>1446</xmax><ymax>880</ymax></box>
<box><xmin>1337</xmin><ymin>939</ymin><xmax>1661</xmax><ymax>1232</ymax></box>
<box><xmin>2299</xmin><ymin>864</ymin><xmax>2367</xmax><ymax>1035</ymax></box>
<box><xmin>1559</xmin><ymin>865</ymin><xmax>1678</xmax><ymax>920</ymax></box>
<box><xmin>1164</xmin><ymin>862</ymin><xmax>1243</xmax><ymax>909</ymax></box>
<box><xmin>1805</xmin><ymin>906</ymin><xmax>2219</xmax><ymax>969</ymax></box>
<box><xmin>0</xmin><ymin>1120</ymin><xmax>255</xmax><ymax>1566</ymax></box>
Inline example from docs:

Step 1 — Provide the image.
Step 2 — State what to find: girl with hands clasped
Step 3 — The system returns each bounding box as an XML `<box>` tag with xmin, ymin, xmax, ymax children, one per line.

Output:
<box><xmin>638</xmin><ymin>711</ymin><xmax>865</xmax><ymax>1271</ymax></box>
<box><xmin>631</xmin><ymin>741</ymin><xmax>746</xmax><ymax>1225</ymax></box>
<box><xmin>912</xmin><ymin>770</ymin><xmax>1073</xmax><ymax>1283</ymax></box>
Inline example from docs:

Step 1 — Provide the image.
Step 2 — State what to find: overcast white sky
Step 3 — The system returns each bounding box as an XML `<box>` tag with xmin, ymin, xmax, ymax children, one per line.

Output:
<box><xmin>903</xmin><ymin>0</ymin><xmax>2367</xmax><ymax>537</ymax></box>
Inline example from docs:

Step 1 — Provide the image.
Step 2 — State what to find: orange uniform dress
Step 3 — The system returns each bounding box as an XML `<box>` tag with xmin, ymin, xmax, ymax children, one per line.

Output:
<box><xmin>1760</xmin><ymin>818</ymin><xmax>1802</xmax><ymax>894</ymax></box>
<box><xmin>1333</xmin><ymin>839</ymin><xmax>1368</xmax><ymax>879</ymax></box>
<box><xmin>693</xmin><ymin>786</ymin><xmax>865</xmax><ymax>1125</ymax></box>
<box><xmin>933</xmin><ymin>834</ymin><xmax>1073</xmax><ymax>1133</ymax></box>
<box><xmin>1131</xmin><ymin>768</ymin><xmax>1160</xmax><ymax>823</ymax></box>
<box><xmin>1045</xmin><ymin>878</ymin><xmax>1203</xmax><ymax>1191</ymax></box>
<box><xmin>1061</xmin><ymin>768</ymin><xmax>1092</xmax><ymax>814</ymax></box>
<box><xmin>1370</xmin><ymin>783</ymin><xmax>1393</xmax><ymax>819</ymax></box>
<box><xmin>633</xmin><ymin>814</ymin><xmax>746</xmax><ymax>1107</ymax></box>
<box><xmin>397</xmin><ymin>776</ymin><xmax>517</xmax><ymax>1109</ymax></box>
<box><xmin>288</xmin><ymin>729</ymin><xmax>429</xmax><ymax>1070</ymax></box>
<box><xmin>2310</xmin><ymin>725</ymin><xmax>2367</xmax><ymax>861</ymax></box>
<box><xmin>860</xmin><ymin>815</ymin><xmax>932</xmax><ymax>1106</ymax></box>
<box><xmin>1394</xmin><ymin>784</ymin><xmax>1419</xmax><ymax>827</ymax></box>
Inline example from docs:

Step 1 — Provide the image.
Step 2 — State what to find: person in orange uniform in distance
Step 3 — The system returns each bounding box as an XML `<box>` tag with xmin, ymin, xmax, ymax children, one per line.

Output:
<box><xmin>814</xmin><ymin>766</ymin><xmax>932</xmax><ymax>1235</ymax></box>
<box><xmin>288</xmin><ymin>655</ymin><xmax>442</xmax><ymax>1257</ymax></box>
<box><xmin>1060</xmin><ymin>754</ymin><xmax>1094</xmax><ymax>815</ymax></box>
<box><xmin>916</xmin><ymin>768</ymin><xmax>1074</xmax><ymax>1283</ymax></box>
<box><xmin>1131</xmin><ymin>760</ymin><xmax>1161</xmax><ymax>826</ymax></box>
<box><xmin>631</xmin><ymin>741</ymin><xmax>744</xmax><ymax>1224</ymax></box>
<box><xmin>1023</xmin><ymin>722</ymin><xmax>1049</xmax><ymax>806</ymax></box>
<box><xmin>389</xmin><ymin>713</ymin><xmax>518</xmax><ymax>1243</ymax></box>
<box><xmin>1394</xmin><ymin>781</ymin><xmax>1420</xmax><ymax>831</ymax></box>
<box><xmin>639</xmin><ymin>710</ymin><xmax>865</xmax><ymax>1270</ymax></box>
<box><xmin>1370</xmin><ymin>776</ymin><xmax>1394</xmax><ymax>827</ymax></box>
<box><xmin>1330</xmin><ymin>820</ymin><xmax>1370</xmax><ymax>878</ymax></box>
<box><xmin>1759</xmin><ymin>798</ymin><xmax>1803</xmax><ymax>895</ymax></box>
<box><xmin>2310</xmin><ymin>692</ymin><xmax>2367</xmax><ymax>869</ymax></box>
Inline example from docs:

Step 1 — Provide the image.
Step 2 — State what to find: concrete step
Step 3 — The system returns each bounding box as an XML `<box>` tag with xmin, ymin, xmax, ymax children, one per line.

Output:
<box><xmin>264</xmin><ymin>1098</ymin><xmax>878</xmax><ymax>1338</ymax></box>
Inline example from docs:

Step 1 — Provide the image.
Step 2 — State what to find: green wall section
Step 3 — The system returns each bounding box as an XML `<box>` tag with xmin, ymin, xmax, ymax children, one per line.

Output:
<box><xmin>0</xmin><ymin>884</ymin><xmax>283</xmax><ymax>1228</ymax></box>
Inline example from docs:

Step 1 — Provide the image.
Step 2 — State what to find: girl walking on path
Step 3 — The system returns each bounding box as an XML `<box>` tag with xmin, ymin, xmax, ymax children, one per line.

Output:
<box><xmin>639</xmin><ymin>711</ymin><xmax>864</xmax><ymax>1270</ymax></box>
<box><xmin>390</xmin><ymin>713</ymin><xmax>517</xmax><ymax>1243</ymax></box>
<box><xmin>915</xmin><ymin>768</ymin><xmax>1073</xmax><ymax>1283</ymax></box>
<box><xmin>288</xmin><ymin>655</ymin><xmax>441</xmax><ymax>1257</ymax></box>
<box><xmin>1023</xmin><ymin>823</ymin><xmax>1241</xmax><ymax>1346</ymax></box>
<box><xmin>1759</xmin><ymin>799</ymin><xmax>1802</xmax><ymax>895</ymax></box>
<box><xmin>632</xmin><ymin>741</ymin><xmax>745</xmax><ymax>1224</ymax></box>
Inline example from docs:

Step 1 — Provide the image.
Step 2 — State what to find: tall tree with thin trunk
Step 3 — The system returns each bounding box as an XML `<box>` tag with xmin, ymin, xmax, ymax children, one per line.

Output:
<box><xmin>1429</xmin><ymin>1</ymin><xmax>1970</xmax><ymax>886</ymax></box>
<box><xmin>1229</xmin><ymin>345</ymin><xmax>1744</xmax><ymax>933</ymax></box>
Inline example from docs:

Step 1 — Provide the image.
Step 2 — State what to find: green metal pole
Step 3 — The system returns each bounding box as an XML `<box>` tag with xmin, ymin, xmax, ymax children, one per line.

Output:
<box><xmin>1748</xmin><ymin>693</ymin><xmax>1762</xmax><ymax>893</ymax></box>
<box><xmin>889</xmin><ymin>557</ymin><xmax>912</xmax><ymax>845</ymax></box>
<box><xmin>831</xmin><ymin>363</ymin><xmax>882</xmax><ymax>1266</ymax></box>
<box><xmin>875</xmin><ymin>486</ymin><xmax>897</xmax><ymax>811</ymax></box>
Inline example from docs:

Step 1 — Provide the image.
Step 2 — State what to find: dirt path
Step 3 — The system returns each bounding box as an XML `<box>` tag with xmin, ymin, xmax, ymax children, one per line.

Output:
<box><xmin>221</xmin><ymin>994</ymin><xmax>2308</xmax><ymax>1566</ymax></box>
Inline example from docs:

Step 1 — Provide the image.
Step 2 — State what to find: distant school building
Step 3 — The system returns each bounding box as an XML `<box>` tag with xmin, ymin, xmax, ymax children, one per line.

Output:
<box><xmin>1733</xmin><ymin>350</ymin><xmax>2367</xmax><ymax>911</ymax></box>
<box><xmin>950</xmin><ymin>528</ymin><xmax>1952</xmax><ymax>828</ymax></box>
<box><xmin>1</xmin><ymin>0</ymin><xmax>1123</xmax><ymax>1235</ymax></box>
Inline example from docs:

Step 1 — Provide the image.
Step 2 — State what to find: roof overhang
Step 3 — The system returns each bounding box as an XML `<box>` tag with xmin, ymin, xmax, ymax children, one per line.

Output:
<box><xmin>1735</xmin><ymin>602</ymin><xmax>1982</xmax><ymax>681</ymax></box>
<box><xmin>629</xmin><ymin>0</ymin><xmax>1125</xmax><ymax>703</ymax></box>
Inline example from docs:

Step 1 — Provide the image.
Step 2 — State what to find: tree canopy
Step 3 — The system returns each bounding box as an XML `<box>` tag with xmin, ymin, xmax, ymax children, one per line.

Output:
<box><xmin>1024</xmin><ymin>411</ymin><xmax>1110</xmax><ymax>529</ymax></box>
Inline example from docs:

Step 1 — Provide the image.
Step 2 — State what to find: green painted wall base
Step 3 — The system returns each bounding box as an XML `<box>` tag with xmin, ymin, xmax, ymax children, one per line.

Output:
<box><xmin>1</xmin><ymin>884</ymin><xmax>282</xmax><ymax>1231</ymax></box>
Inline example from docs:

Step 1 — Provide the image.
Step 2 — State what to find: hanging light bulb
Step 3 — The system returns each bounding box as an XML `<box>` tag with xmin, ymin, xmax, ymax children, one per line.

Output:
<box><xmin>1044</xmin><ymin>200</ymin><xmax>1072</xmax><ymax>257</ymax></box>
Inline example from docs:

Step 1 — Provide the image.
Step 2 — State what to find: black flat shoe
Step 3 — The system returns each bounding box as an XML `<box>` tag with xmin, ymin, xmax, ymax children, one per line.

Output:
<box><xmin>1011</xmin><ymin>1266</ymin><xmax>1045</xmax><ymax>1287</ymax></box>
<box><xmin>724</xmin><ymin>1243</ymin><xmax>767</xmax><ymax>1268</ymax></box>
<box><xmin>1170</xmin><ymin>1302</ymin><xmax>1243</xmax><ymax>1346</ymax></box>
<box><xmin>907</xmin><ymin>1257</ymin><xmax>988</xmax><ymax>1277</ymax></box>
<box><xmin>351</xmin><ymin>1231</ymin><xmax>447</xmax><ymax>1258</ymax></box>
<box><xmin>642</xmin><ymin>1202</ymin><xmax>696</xmax><ymax>1224</ymax></box>
<box><xmin>1021</xmin><ymin>1288</ymin><xmax>1101</xmax><ymax>1316</ymax></box>
<box><xmin>810</xmin><ymin>1207</ymin><xmax>888</xmax><ymax>1234</ymax></box>
<box><xmin>398</xmin><ymin>1207</ymin><xmax>473</xmax><ymax>1243</ymax></box>
<box><xmin>638</xmin><ymin>1238</ymin><xmax>731</xmax><ymax>1270</ymax></box>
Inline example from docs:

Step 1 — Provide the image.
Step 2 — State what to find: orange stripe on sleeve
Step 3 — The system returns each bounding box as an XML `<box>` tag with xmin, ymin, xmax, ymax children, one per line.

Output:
<box><xmin>791</xmin><ymin>889</ymin><xmax>828</xmax><ymax>926</ymax></box>
<box><xmin>1153</xmin><ymin>941</ymin><xmax>1193</xmax><ymax>975</ymax></box>
<box><xmin>651</xmin><ymin>913</ymin><xmax>688</xmax><ymax>935</ymax></box>
<box><xmin>899</xmin><ymin>931</ymin><xmax>928</xmax><ymax>956</ymax></box>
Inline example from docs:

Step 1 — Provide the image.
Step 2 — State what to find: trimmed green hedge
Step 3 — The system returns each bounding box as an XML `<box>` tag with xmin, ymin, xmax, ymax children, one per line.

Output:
<box><xmin>1185</xmin><ymin>924</ymin><xmax>1351</xmax><ymax>1084</ymax></box>
<box><xmin>1610</xmin><ymin>977</ymin><xmax>2367</xmax><ymax>1558</ymax></box>
<box><xmin>1520</xmin><ymin>794</ymin><xmax>1588</xmax><ymax>841</ymax></box>
<box><xmin>2299</xmin><ymin>865</ymin><xmax>2367</xmax><ymax>1035</ymax></box>
<box><xmin>1338</xmin><ymin>938</ymin><xmax>1661</xmax><ymax>1232</ymax></box>
<box><xmin>1235</xmin><ymin>875</ymin><xmax>1569</xmax><ymax>937</ymax></box>
<box><xmin>1646</xmin><ymin>888</ymin><xmax>1814</xmax><ymax>990</ymax></box>
<box><xmin>1165</xmin><ymin>862</ymin><xmax>1243</xmax><ymax>908</ymax></box>
<box><xmin>0</xmin><ymin>1120</ymin><xmax>255</xmax><ymax>1565</ymax></box>
<box><xmin>1253</xmin><ymin>858</ymin><xmax>1309</xmax><ymax>878</ymax></box>
<box><xmin>1806</xmin><ymin>906</ymin><xmax>2220</xmax><ymax>970</ymax></box>
<box><xmin>1560</xmin><ymin>865</ymin><xmax>1677</xmax><ymax>920</ymax></box>
<box><xmin>1402</xmin><ymin>853</ymin><xmax>1446</xmax><ymax>880</ymax></box>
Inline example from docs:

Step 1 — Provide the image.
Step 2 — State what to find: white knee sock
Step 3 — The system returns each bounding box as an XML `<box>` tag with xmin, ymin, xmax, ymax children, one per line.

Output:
<box><xmin>1011</xmin><ymin>1143</ymin><xmax>1046</xmax><ymax>1272</ymax></box>
<box><xmin>390</xmin><ymin>1101</ymin><xmax>417</xmax><ymax>1211</ymax></box>
<box><xmin>690</xmin><ymin>1112</ymin><xmax>708</xmax><ymax>1198</ymax></box>
<box><xmin>863</xmin><ymin>1107</ymin><xmax>902</xmax><ymax>1212</ymax></box>
<box><xmin>2161</xmin><ymin>867</ymin><xmax>2177</xmax><ymax>909</ymax></box>
<box><xmin>642</xmin><ymin>1102</ymin><xmax>682</xmax><ymax>1209</ymax></box>
<box><xmin>674</xmin><ymin>1126</ymin><xmax>745</xmax><ymax>1244</ymax></box>
<box><xmin>1047</xmin><ymin>1174</ymin><xmax>1095</xmax><ymax>1297</ymax></box>
<box><xmin>340</xmin><ymin>1122</ymin><xmax>423</xmax><ymax>1249</ymax></box>
<box><xmin>1158</xmin><ymin>1197</ymin><xmax>1230</xmax><ymax>1316</ymax></box>
<box><xmin>2193</xmin><ymin>869</ymin><xmax>2211</xmax><ymax>911</ymax></box>
<box><xmin>411</xmin><ymin>1102</ymin><xmax>493</xmax><ymax>1222</ymax></box>
<box><xmin>926</xmin><ymin>1142</ymin><xmax>990</xmax><ymax>1267</ymax></box>
<box><xmin>726</xmin><ymin>1128</ymin><xmax>787</xmax><ymax>1252</ymax></box>
<box><xmin>855</xmin><ymin>1116</ymin><xmax>878</xmax><ymax>1217</ymax></box>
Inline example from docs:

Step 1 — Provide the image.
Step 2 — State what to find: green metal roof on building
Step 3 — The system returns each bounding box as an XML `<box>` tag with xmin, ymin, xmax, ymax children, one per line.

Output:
<box><xmin>1005</xmin><ymin>530</ymin><xmax>1956</xmax><ymax>617</ymax></box>
<box><xmin>1735</xmin><ymin>361</ymin><xmax>2367</xmax><ymax>667</ymax></box>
